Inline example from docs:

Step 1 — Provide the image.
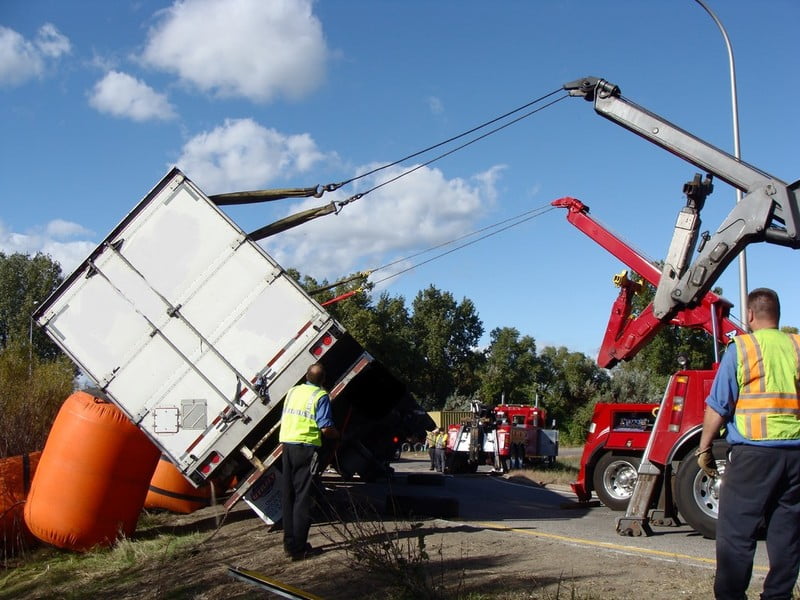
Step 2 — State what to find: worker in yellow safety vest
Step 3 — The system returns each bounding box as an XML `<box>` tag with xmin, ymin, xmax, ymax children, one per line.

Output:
<box><xmin>279</xmin><ymin>362</ymin><xmax>339</xmax><ymax>561</ymax></box>
<box><xmin>425</xmin><ymin>428</ymin><xmax>437</xmax><ymax>471</ymax></box>
<box><xmin>699</xmin><ymin>288</ymin><xmax>800</xmax><ymax>599</ymax></box>
<box><xmin>434</xmin><ymin>428</ymin><xmax>447</xmax><ymax>473</ymax></box>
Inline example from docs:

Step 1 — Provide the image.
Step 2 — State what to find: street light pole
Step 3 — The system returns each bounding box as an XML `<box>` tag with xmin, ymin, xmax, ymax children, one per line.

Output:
<box><xmin>693</xmin><ymin>0</ymin><xmax>749</xmax><ymax>329</ymax></box>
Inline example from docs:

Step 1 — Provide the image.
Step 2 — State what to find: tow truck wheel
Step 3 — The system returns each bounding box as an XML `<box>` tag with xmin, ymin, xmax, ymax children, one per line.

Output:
<box><xmin>592</xmin><ymin>453</ymin><xmax>641</xmax><ymax>511</ymax></box>
<box><xmin>675</xmin><ymin>452</ymin><xmax>725</xmax><ymax>540</ymax></box>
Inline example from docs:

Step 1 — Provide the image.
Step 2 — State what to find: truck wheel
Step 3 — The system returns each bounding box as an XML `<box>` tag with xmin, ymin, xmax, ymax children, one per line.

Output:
<box><xmin>592</xmin><ymin>453</ymin><xmax>640</xmax><ymax>511</ymax></box>
<box><xmin>675</xmin><ymin>453</ymin><xmax>725</xmax><ymax>539</ymax></box>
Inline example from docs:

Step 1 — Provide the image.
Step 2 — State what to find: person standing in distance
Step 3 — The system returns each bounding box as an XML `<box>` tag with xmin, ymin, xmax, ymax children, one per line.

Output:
<box><xmin>426</xmin><ymin>428</ymin><xmax>437</xmax><ymax>471</ymax></box>
<box><xmin>698</xmin><ymin>288</ymin><xmax>800</xmax><ymax>599</ymax></box>
<box><xmin>279</xmin><ymin>362</ymin><xmax>339</xmax><ymax>561</ymax></box>
<box><xmin>434</xmin><ymin>427</ymin><xmax>448</xmax><ymax>473</ymax></box>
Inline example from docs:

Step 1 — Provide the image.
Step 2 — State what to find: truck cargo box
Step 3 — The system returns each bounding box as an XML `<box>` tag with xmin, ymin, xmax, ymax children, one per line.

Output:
<box><xmin>35</xmin><ymin>168</ymin><xmax>426</xmax><ymax>489</ymax></box>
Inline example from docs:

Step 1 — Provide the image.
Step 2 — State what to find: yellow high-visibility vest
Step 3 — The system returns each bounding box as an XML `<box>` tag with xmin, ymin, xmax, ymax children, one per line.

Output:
<box><xmin>734</xmin><ymin>330</ymin><xmax>800</xmax><ymax>441</ymax></box>
<box><xmin>279</xmin><ymin>384</ymin><xmax>327</xmax><ymax>446</ymax></box>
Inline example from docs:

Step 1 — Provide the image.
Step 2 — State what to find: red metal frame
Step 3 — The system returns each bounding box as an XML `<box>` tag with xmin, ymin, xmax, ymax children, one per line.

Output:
<box><xmin>552</xmin><ymin>197</ymin><xmax>744</xmax><ymax>368</ymax></box>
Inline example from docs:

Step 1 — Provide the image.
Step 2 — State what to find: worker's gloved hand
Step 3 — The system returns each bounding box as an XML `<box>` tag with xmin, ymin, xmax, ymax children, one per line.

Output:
<box><xmin>695</xmin><ymin>447</ymin><xmax>718</xmax><ymax>478</ymax></box>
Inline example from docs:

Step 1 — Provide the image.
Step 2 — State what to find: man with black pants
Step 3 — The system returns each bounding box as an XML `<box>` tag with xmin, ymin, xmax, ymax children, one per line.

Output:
<box><xmin>698</xmin><ymin>288</ymin><xmax>800</xmax><ymax>599</ymax></box>
<box><xmin>279</xmin><ymin>362</ymin><xmax>339</xmax><ymax>561</ymax></box>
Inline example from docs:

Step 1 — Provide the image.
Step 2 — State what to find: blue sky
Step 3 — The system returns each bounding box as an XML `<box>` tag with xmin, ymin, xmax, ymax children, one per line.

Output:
<box><xmin>2</xmin><ymin>0</ymin><xmax>798</xmax><ymax>361</ymax></box>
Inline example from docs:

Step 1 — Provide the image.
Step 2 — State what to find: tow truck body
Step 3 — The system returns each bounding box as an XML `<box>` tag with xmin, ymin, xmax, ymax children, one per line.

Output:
<box><xmin>555</xmin><ymin>195</ymin><xmax>743</xmax><ymax>527</ymax></box>
<box><xmin>562</xmin><ymin>76</ymin><xmax>799</xmax><ymax>538</ymax></box>
<box><xmin>445</xmin><ymin>403</ymin><xmax>557</xmax><ymax>473</ymax></box>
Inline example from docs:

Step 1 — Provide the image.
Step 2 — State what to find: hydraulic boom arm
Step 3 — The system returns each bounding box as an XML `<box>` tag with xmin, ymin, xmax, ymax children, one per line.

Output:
<box><xmin>553</xmin><ymin>197</ymin><xmax>744</xmax><ymax>368</ymax></box>
<box><xmin>564</xmin><ymin>77</ymin><xmax>800</xmax><ymax>321</ymax></box>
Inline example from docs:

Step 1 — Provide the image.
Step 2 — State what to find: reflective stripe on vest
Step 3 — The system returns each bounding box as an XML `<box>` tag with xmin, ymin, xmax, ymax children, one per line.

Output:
<box><xmin>733</xmin><ymin>331</ymin><xmax>800</xmax><ymax>441</ymax></box>
<box><xmin>279</xmin><ymin>384</ymin><xmax>326</xmax><ymax>446</ymax></box>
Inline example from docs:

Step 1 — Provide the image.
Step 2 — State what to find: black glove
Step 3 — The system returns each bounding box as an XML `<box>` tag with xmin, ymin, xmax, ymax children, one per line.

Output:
<box><xmin>695</xmin><ymin>447</ymin><xmax>718</xmax><ymax>478</ymax></box>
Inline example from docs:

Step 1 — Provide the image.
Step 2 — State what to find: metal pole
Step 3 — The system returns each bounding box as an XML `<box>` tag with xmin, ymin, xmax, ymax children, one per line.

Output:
<box><xmin>693</xmin><ymin>0</ymin><xmax>749</xmax><ymax>330</ymax></box>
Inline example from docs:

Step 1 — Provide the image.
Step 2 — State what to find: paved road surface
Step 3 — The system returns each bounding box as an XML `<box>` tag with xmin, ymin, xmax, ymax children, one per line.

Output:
<box><xmin>332</xmin><ymin>453</ymin><xmax>773</xmax><ymax>585</ymax></box>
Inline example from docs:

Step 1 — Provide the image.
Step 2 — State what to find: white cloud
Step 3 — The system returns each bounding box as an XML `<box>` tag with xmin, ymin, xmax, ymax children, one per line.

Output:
<box><xmin>0</xmin><ymin>219</ymin><xmax>96</xmax><ymax>275</ymax></box>
<box><xmin>35</xmin><ymin>23</ymin><xmax>71</xmax><ymax>58</ymax></box>
<box><xmin>141</xmin><ymin>0</ymin><xmax>327</xmax><ymax>103</ymax></box>
<box><xmin>427</xmin><ymin>96</ymin><xmax>444</xmax><ymax>115</ymax></box>
<box><xmin>175</xmin><ymin>118</ymin><xmax>329</xmax><ymax>194</ymax></box>
<box><xmin>89</xmin><ymin>70</ymin><xmax>177</xmax><ymax>121</ymax></box>
<box><xmin>263</xmin><ymin>163</ymin><xmax>502</xmax><ymax>281</ymax></box>
<box><xmin>45</xmin><ymin>219</ymin><xmax>93</xmax><ymax>239</ymax></box>
<box><xmin>0</xmin><ymin>23</ymin><xmax>70</xmax><ymax>87</ymax></box>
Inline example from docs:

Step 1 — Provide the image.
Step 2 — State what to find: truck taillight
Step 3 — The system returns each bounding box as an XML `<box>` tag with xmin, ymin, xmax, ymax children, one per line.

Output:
<box><xmin>199</xmin><ymin>451</ymin><xmax>222</xmax><ymax>476</ymax></box>
<box><xmin>668</xmin><ymin>376</ymin><xmax>688</xmax><ymax>432</ymax></box>
<box><xmin>310</xmin><ymin>332</ymin><xmax>336</xmax><ymax>357</ymax></box>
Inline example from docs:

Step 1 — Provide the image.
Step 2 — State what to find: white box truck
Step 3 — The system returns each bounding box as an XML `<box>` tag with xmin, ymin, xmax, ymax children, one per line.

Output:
<box><xmin>34</xmin><ymin>168</ymin><xmax>428</xmax><ymax>520</ymax></box>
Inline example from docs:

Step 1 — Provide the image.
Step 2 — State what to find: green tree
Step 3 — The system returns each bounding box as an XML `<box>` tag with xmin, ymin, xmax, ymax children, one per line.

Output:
<box><xmin>479</xmin><ymin>327</ymin><xmax>539</xmax><ymax>405</ymax></box>
<box><xmin>0</xmin><ymin>253</ymin><xmax>74</xmax><ymax>456</ymax></box>
<box><xmin>538</xmin><ymin>345</ymin><xmax>610</xmax><ymax>441</ymax></box>
<box><xmin>0</xmin><ymin>252</ymin><xmax>64</xmax><ymax>360</ymax></box>
<box><xmin>410</xmin><ymin>285</ymin><xmax>483</xmax><ymax>408</ymax></box>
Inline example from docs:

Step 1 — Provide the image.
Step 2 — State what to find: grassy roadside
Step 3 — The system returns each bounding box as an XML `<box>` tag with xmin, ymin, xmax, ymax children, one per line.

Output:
<box><xmin>1</xmin><ymin>512</ymin><xmax>208</xmax><ymax>599</ymax></box>
<box><xmin>1</xmin><ymin>452</ymin><xmax>586</xmax><ymax>599</ymax></box>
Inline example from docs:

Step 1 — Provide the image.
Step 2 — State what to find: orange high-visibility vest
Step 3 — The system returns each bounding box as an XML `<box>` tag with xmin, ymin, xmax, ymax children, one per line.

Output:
<box><xmin>733</xmin><ymin>330</ymin><xmax>800</xmax><ymax>441</ymax></box>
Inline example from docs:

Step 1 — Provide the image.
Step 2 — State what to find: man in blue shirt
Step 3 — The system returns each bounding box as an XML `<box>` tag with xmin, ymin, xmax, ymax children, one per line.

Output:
<box><xmin>279</xmin><ymin>362</ymin><xmax>339</xmax><ymax>561</ymax></box>
<box><xmin>698</xmin><ymin>288</ymin><xmax>800</xmax><ymax>599</ymax></box>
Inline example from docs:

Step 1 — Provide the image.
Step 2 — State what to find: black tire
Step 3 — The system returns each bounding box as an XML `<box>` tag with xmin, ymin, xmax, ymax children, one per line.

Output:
<box><xmin>675</xmin><ymin>451</ymin><xmax>725</xmax><ymax>539</ymax></box>
<box><xmin>592</xmin><ymin>453</ymin><xmax>641</xmax><ymax>511</ymax></box>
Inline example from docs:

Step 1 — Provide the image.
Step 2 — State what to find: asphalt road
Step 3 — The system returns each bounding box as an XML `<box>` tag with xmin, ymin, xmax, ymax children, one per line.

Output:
<box><xmin>340</xmin><ymin>453</ymin><xmax>773</xmax><ymax>585</ymax></box>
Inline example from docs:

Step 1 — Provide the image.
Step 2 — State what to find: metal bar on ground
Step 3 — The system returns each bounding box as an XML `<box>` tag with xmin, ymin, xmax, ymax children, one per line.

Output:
<box><xmin>227</xmin><ymin>565</ymin><xmax>323</xmax><ymax>600</ymax></box>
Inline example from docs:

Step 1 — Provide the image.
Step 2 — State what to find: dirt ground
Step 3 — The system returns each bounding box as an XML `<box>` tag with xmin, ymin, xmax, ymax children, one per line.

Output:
<box><xmin>101</xmin><ymin>463</ymin><xmax>725</xmax><ymax>600</ymax></box>
<box><xmin>170</xmin><ymin>510</ymin><xmax>720</xmax><ymax>600</ymax></box>
<box><xmin>8</xmin><ymin>455</ymin><xmax>735</xmax><ymax>600</ymax></box>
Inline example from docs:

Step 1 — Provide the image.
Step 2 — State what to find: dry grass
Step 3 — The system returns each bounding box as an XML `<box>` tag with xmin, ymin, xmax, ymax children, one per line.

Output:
<box><xmin>0</xmin><ymin>341</ymin><xmax>74</xmax><ymax>457</ymax></box>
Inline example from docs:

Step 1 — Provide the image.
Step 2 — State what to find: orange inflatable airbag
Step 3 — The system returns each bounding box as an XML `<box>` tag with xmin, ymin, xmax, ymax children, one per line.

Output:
<box><xmin>1</xmin><ymin>451</ymin><xmax>42</xmax><ymax>556</ymax></box>
<box><xmin>145</xmin><ymin>456</ymin><xmax>218</xmax><ymax>514</ymax></box>
<box><xmin>24</xmin><ymin>391</ymin><xmax>160</xmax><ymax>551</ymax></box>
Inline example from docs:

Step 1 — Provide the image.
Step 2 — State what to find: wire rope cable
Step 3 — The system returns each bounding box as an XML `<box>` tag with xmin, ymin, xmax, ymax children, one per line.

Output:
<box><xmin>369</xmin><ymin>203</ymin><xmax>558</xmax><ymax>285</ymax></box>
<box><xmin>336</xmin><ymin>88</ymin><xmax>564</xmax><ymax>189</ymax></box>
<box><xmin>335</xmin><ymin>93</ymin><xmax>570</xmax><ymax>209</ymax></box>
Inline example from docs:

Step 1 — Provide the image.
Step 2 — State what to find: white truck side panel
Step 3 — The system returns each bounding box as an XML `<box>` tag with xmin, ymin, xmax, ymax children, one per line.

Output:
<box><xmin>38</xmin><ymin>169</ymin><xmax>334</xmax><ymax>476</ymax></box>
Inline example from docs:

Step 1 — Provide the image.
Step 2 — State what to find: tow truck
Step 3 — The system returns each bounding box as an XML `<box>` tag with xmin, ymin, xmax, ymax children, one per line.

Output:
<box><xmin>554</xmin><ymin>196</ymin><xmax>744</xmax><ymax>521</ymax></box>
<box><xmin>445</xmin><ymin>402</ymin><xmax>557</xmax><ymax>474</ymax></box>
<box><xmin>561</xmin><ymin>76</ymin><xmax>800</xmax><ymax>538</ymax></box>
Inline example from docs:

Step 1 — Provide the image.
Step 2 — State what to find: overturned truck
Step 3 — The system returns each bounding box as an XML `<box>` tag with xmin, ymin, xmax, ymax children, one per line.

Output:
<box><xmin>34</xmin><ymin>168</ymin><xmax>431</xmax><ymax>523</ymax></box>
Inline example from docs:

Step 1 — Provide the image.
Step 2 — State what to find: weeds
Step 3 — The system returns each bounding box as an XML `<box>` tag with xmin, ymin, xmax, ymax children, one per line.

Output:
<box><xmin>321</xmin><ymin>490</ymin><xmax>452</xmax><ymax>600</ymax></box>
<box><xmin>0</xmin><ymin>341</ymin><xmax>74</xmax><ymax>457</ymax></box>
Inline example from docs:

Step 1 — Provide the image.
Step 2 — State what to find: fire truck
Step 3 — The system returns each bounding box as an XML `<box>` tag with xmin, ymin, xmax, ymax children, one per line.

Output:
<box><xmin>445</xmin><ymin>403</ymin><xmax>557</xmax><ymax>474</ymax></box>
<box><xmin>559</xmin><ymin>76</ymin><xmax>800</xmax><ymax>538</ymax></box>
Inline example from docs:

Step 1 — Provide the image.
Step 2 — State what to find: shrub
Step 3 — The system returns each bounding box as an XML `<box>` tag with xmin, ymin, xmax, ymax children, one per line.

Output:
<box><xmin>0</xmin><ymin>340</ymin><xmax>74</xmax><ymax>457</ymax></box>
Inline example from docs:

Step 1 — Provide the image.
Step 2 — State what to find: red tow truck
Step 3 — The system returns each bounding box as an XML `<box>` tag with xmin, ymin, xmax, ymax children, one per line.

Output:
<box><xmin>559</xmin><ymin>76</ymin><xmax>800</xmax><ymax>538</ymax></box>
<box><xmin>445</xmin><ymin>403</ymin><xmax>557</xmax><ymax>474</ymax></box>
<box><xmin>555</xmin><ymin>196</ymin><xmax>743</xmax><ymax>530</ymax></box>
